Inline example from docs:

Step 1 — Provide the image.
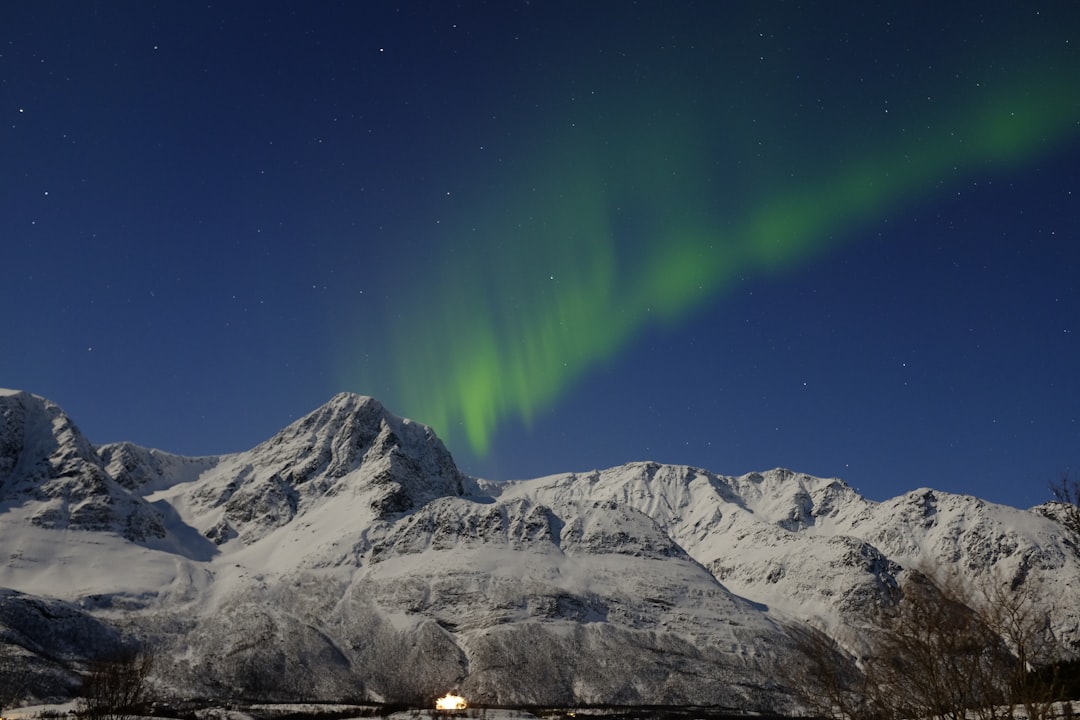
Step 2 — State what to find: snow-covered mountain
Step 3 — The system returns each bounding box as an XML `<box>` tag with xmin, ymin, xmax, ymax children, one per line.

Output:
<box><xmin>1</xmin><ymin>389</ymin><xmax>1078</xmax><ymax>712</ymax></box>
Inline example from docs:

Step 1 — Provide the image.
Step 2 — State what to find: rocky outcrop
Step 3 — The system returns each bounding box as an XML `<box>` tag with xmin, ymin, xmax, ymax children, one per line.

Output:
<box><xmin>0</xmin><ymin>391</ymin><xmax>165</xmax><ymax>541</ymax></box>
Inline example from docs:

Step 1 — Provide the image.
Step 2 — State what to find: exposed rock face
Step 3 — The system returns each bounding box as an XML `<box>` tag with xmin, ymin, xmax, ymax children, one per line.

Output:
<box><xmin>98</xmin><ymin>442</ymin><xmax>219</xmax><ymax>492</ymax></box>
<box><xmin>0</xmin><ymin>389</ymin><xmax>1077</xmax><ymax>712</ymax></box>
<box><xmin>184</xmin><ymin>392</ymin><xmax>466</xmax><ymax>544</ymax></box>
<box><xmin>0</xmin><ymin>391</ymin><xmax>165</xmax><ymax>541</ymax></box>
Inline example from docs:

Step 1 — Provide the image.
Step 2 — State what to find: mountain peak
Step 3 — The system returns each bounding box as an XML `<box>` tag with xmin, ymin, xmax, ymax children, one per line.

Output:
<box><xmin>250</xmin><ymin>392</ymin><xmax>445</xmax><ymax>482</ymax></box>
<box><xmin>327</xmin><ymin>390</ymin><xmax>381</xmax><ymax>408</ymax></box>
<box><xmin>0</xmin><ymin>390</ymin><xmax>165</xmax><ymax>540</ymax></box>
<box><xmin>185</xmin><ymin>393</ymin><xmax>467</xmax><ymax>545</ymax></box>
<box><xmin>1</xmin><ymin>389</ymin><xmax>103</xmax><ymax>489</ymax></box>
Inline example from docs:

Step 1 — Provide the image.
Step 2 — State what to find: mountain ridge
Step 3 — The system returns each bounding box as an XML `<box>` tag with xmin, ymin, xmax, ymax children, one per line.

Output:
<box><xmin>0</xmin><ymin>389</ymin><xmax>1076</xmax><ymax>711</ymax></box>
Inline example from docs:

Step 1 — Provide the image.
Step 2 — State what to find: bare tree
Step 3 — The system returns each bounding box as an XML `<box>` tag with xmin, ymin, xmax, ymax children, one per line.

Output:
<box><xmin>790</xmin><ymin>624</ymin><xmax>873</xmax><ymax>720</ymax></box>
<box><xmin>864</xmin><ymin>571</ymin><xmax>1014</xmax><ymax>720</ymax></box>
<box><xmin>973</xmin><ymin>570</ymin><xmax>1064</xmax><ymax>720</ymax></box>
<box><xmin>1050</xmin><ymin>472</ymin><xmax>1080</xmax><ymax>538</ymax></box>
<box><xmin>795</xmin><ymin>567</ymin><xmax>1067</xmax><ymax>720</ymax></box>
<box><xmin>77</xmin><ymin>644</ymin><xmax>155</xmax><ymax>720</ymax></box>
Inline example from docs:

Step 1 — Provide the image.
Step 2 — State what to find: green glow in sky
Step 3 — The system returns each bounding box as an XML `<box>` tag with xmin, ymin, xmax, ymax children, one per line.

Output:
<box><xmin>354</xmin><ymin>64</ymin><xmax>1078</xmax><ymax>458</ymax></box>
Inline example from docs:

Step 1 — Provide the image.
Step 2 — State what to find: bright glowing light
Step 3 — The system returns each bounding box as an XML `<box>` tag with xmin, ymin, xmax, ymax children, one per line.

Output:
<box><xmin>435</xmin><ymin>693</ymin><xmax>467</xmax><ymax>711</ymax></box>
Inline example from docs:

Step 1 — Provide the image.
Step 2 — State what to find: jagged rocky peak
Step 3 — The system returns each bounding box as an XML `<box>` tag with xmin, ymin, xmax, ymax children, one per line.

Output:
<box><xmin>248</xmin><ymin>392</ymin><xmax>465</xmax><ymax>499</ymax></box>
<box><xmin>0</xmin><ymin>389</ymin><xmax>165</xmax><ymax>540</ymax></box>
<box><xmin>0</xmin><ymin>389</ymin><xmax>101</xmax><ymax>485</ymax></box>
<box><xmin>725</xmin><ymin>467</ymin><xmax>866</xmax><ymax>529</ymax></box>
<box><xmin>250</xmin><ymin>392</ymin><xmax>392</xmax><ymax>475</ymax></box>
<box><xmin>98</xmin><ymin>442</ymin><xmax>219</xmax><ymax>492</ymax></box>
<box><xmin>0</xmin><ymin>389</ymin><xmax>35</xmax><ymax>481</ymax></box>
<box><xmin>247</xmin><ymin>394</ymin><xmax>425</xmax><ymax>474</ymax></box>
<box><xmin>0</xmin><ymin>389</ymin><xmax>112</xmax><ymax>502</ymax></box>
<box><xmin>190</xmin><ymin>393</ymin><xmax>468</xmax><ymax>544</ymax></box>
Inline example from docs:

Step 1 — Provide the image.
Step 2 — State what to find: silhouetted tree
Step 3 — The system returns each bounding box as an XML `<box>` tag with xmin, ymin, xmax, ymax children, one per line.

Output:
<box><xmin>796</xmin><ymin>568</ymin><xmax>1067</xmax><ymax>720</ymax></box>
<box><xmin>975</xmin><ymin>570</ymin><xmax>1064</xmax><ymax>719</ymax></box>
<box><xmin>77</xmin><ymin>644</ymin><xmax>155</xmax><ymax>720</ymax></box>
<box><xmin>791</xmin><ymin>625</ymin><xmax>872</xmax><ymax>720</ymax></box>
<box><xmin>866</xmin><ymin>571</ymin><xmax>1014</xmax><ymax>720</ymax></box>
<box><xmin>1050</xmin><ymin>472</ymin><xmax>1080</xmax><ymax>538</ymax></box>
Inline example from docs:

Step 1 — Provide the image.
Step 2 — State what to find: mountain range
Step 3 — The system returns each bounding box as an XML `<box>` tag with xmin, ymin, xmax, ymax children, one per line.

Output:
<box><xmin>1</xmin><ymin>388</ymin><xmax>1078</xmax><ymax>714</ymax></box>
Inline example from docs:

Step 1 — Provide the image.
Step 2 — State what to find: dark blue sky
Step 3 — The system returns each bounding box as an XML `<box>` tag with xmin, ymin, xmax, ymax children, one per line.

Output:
<box><xmin>3</xmin><ymin>2</ymin><xmax>1078</xmax><ymax>509</ymax></box>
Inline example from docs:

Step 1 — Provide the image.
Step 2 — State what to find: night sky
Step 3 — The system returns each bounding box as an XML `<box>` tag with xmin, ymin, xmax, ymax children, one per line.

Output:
<box><xmin>4</xmin><ymin>2</ymin><xmax>1078</xmax><ymax>509</ymax></box>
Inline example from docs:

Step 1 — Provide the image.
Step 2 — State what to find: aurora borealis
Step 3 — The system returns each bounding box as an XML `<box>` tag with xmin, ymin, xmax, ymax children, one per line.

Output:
<box><xmin>376</xmin><ymin>64</ymin><xmax>1079</xmax><ymax>457</ymax></box>
<box><xmin>4</xmin><ymin>2</ymin><xmax>1078</xmax><ymax>508</ymax></box>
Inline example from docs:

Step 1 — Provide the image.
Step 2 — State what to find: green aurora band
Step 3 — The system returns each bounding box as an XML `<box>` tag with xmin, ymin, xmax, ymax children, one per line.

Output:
<box><xmin>353</xmin><ymin>66</ymin><xmax>1079</xmax><ymax>459</ymax></box>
